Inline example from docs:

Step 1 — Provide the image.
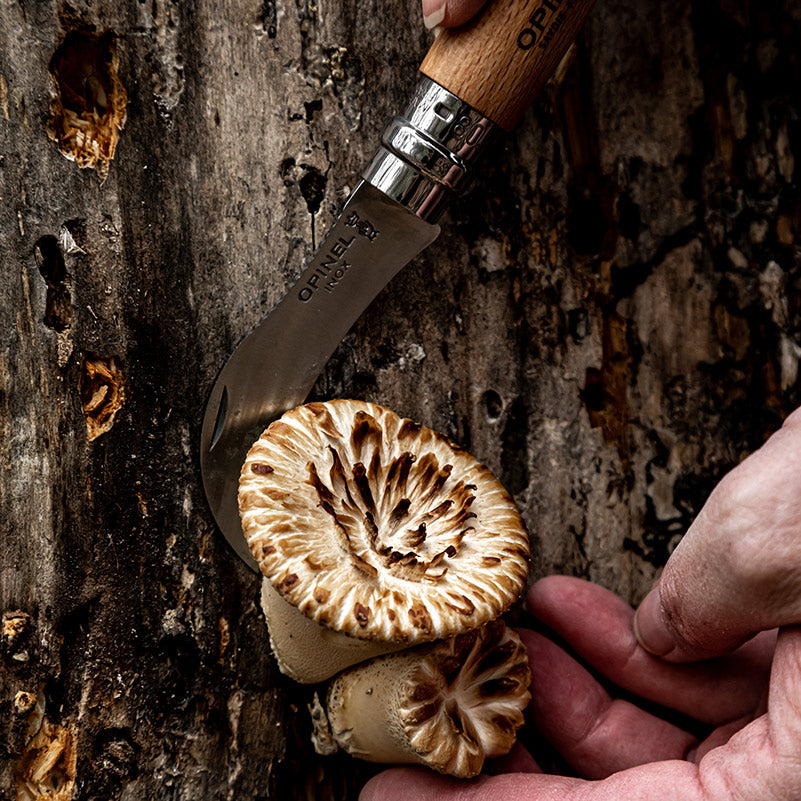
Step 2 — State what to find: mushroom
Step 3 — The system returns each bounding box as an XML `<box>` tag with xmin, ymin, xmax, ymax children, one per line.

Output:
<box><xmin>239</xmin><ymin>400</ymin><xmax>530</xmax><ymax>683</ymax></box>
<box><xmin>322</xmin><ymin>620</ymin><xmax>531</xmax><ymax>778</ymax></box>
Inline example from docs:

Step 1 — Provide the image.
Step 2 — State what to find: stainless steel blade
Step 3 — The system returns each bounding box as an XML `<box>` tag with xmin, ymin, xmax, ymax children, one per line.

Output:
<box><xmin>200</xmin><ymin>180</ymin><xmax>440</xmax><ymax>570</ymax></box>
<box><xmin>201</xmin><ymin>76</ymin><xmax>500</xmax><ymax>569</ymax></box>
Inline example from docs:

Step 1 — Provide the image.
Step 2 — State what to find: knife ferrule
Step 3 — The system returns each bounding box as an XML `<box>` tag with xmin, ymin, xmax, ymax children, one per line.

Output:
<box><xmin>363</xmin><ymin>76</ymin><xmax>499</xmax><ymax>223</ymax></box>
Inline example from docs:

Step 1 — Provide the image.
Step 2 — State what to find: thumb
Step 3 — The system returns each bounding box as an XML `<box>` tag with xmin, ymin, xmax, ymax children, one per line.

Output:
<box><xmin>360</xmin><ymin>768</ymin><xmax>462</xmax><ymax>800</ymax></box>
<box><xmin>361</xmin><ymin>767</ymin><xmax>587</xmax><ymax>801</ymax></box>
<box><xmin>634</xmin><ymin>407</ymin><xmax>801</xmax><ymax>662</ymax></box>
<box><xmin>421</xmin><ymin>0</ymin><xmax>489</xmax><ymax>30</ymax></box>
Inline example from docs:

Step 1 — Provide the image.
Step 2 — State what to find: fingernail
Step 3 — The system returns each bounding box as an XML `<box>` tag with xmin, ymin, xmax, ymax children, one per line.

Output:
<box><xmin>633</xmin><ymin>588</ymin><xmax>676</xmax><ymax>657</ymax></box>
<box><xmin>422</xmin><ymin>0</ymin><xmax>446</xmax><ymax>29</ymax></box>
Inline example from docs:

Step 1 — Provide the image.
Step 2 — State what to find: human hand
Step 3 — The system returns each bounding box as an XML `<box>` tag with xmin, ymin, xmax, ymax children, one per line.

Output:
<box><xmin>361</xmin><ymin>578</ymin><xmax>799</xmax><ymax>799</ymax></box>
<box><xmin>421</xmin><ymin>0</ymin><xmax>488</xmax><ymax>30</ymax></box>
<box><xmin>360</xmin><ymin>408</ymin><xmax>801</xmax><ymax>800</ymax></box>
<box><xmin>634</xmin><ymin>406</ymin><xmax>801</xmax><ymax>661</ymax></box>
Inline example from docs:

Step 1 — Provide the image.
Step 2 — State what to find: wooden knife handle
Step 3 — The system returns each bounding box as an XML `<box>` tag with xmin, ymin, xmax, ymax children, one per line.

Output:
<box><xmin>420</xmin><ymin>0</ymin><xmax>596</xmax><ymax>132</ymax></box>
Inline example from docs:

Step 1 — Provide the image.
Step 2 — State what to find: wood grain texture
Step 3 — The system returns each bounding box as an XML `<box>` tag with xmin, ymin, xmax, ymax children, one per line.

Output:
<box><xmin>421</xmin><ymin>0</ymin><xmax>596</xmax><ymax>130</ymax></box>
<box><xmin>1</xmin><ymin>0</ymin><xmax>800</xmax><ymax>799</ymax></box>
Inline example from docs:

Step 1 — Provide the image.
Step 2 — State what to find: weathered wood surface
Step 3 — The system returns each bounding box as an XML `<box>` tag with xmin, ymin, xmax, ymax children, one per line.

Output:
<box><xmin>1</xmin><ymin>0</ymin><xmax>799</xmax><ymax>798</ymax></box>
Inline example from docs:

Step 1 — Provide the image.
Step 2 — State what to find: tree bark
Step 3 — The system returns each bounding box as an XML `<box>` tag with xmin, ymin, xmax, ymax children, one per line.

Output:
<box><xmin>1</xmin><ymin>0</ymin><xmax>799</xmax><ymax>799</ymax></box>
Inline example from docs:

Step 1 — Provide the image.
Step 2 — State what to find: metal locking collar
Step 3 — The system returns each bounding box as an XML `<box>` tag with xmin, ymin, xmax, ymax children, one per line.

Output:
<box><xmin>363</xmin><ymin>76</ymin><xmax>499</xmax><ymax>223</ymax></box>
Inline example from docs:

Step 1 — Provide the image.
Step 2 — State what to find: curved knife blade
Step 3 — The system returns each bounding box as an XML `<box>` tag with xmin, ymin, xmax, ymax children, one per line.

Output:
<box><xmin>200</xmin><ymin>180</ymin><xmax>440</xmax><ymax>570</ymax></box>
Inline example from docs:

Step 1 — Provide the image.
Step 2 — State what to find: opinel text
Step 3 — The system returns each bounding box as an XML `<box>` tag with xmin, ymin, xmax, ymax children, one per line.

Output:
<box><xmin>297</xmin><ymin>235</ymin><xmax>356</xmax><ymax>302</ymax></box>
<box><xmin>517</xmin><ymin>0</ymin><xmax>576</xmax><ymax>51</ymax></box>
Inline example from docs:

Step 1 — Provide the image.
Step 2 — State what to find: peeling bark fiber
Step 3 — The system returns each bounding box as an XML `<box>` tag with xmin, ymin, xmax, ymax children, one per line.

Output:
<box><xmin>1</xmin><ymin>1</ymin><xmax>800</xmax><ymax>799</ymax></box>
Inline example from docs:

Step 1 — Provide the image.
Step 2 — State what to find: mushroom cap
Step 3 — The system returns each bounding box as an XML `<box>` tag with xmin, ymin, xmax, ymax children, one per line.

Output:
<box><xmin>239</xmin><ymin>400</ymin><xmax>529</xmax><ymax>644</ymax></box>
<box><xmin>398</xmin><ymin>621</ymin><xmax>531</xmax><ymax>776</ymax></box>
<box><xmin>325</xmin><ymin>620</ymin><xmax>531</xmax><ymax>777</ymax></box>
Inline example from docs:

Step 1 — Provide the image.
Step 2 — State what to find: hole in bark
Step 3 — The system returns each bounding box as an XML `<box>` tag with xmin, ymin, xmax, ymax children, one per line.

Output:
<box><xmin>34</xmin><ymin>236</ymin><xmax>73</xmax><ymax>333</ymax></box>
<box><xmin>84</xmin><ymin>728</ymin><xmax>138</xmax><ymax>795</ymax></box>
<box><xmin>582</xmin><ymin>368</ymin><xmax>605</xmax><ymax>412</ymax></box>
<box><xmin>567</xmin><ymin>307</ymin><xmax>589</xmax><ymax>342</ymax></box>
<box><xmin>567</xmin><ymin>185</ymin><xmax>606</xmax><ymax>255</ymax></box>
<box><xmin>34</xmin><ymin>236</ymin><xmax>65</xmax><ymax>284</ymax></box>
<box><xmin>618</xmin><ymin>192</ymin><xmax>642</xmax><ymax>240</ymax></box>
<box><xmin>2</xmin><ymin>610</ymin><xmax>33</xmax><ymax>660</ymax></box>
<box><xmin>482</xmin><ymin>389</ymin><xmax>503</xmax><ymax>421</ymax></box>
<box><xmin>299</xmin><ymin>165</ymin><xmax>327</xmax><ymax>215</ymax></box>
<box><xmin>280</xmin><ymin>157</ymin><xmax>296</xmax><ymax>186</ymax></box>
<box><xmin>47</xmin><ymin>31</ymin><xmax>127</xmax><ymax>180</ymax></box>
<box><xmin>304</xmin><ymin>99</ymin><xmax>322</xmax><ymax>123</ymax></box>
<box><xmin>258</xmin><ymin>0</ymin><xmax>277</xmax><ymax>37</ymax></box>
<box><xmin>79</xmin><ymin>355</ymin><xmax>125</xmax><ymax>441</ymax></box>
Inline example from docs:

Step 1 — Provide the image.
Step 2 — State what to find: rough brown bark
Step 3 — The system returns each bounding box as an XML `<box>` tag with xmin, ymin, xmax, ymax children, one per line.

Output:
<box><xmin>1</xmin><ymin>0</ymin><xmax>799</xmax><ymax>799</ymax></box>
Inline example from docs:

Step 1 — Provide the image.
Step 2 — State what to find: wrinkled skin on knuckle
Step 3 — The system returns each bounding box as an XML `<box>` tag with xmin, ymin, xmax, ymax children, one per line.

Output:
<box><xmin>696</xmin><ymin>723</ymin><xmax>786</xmax><ymax>801</ymax></box>
<box><xmin>774</xmin><ymin>754</ymin><xmax>801</xmax><ymax>798</ymax></box>
<box><xmin>771</xmin><ymin>628</ymin><xmax>801</xmax><ymax>757</ymax></box>
<box><xmin>655</xmin><ymin>563</ymin><xmax>724</xmax><ymax>653</ymax></box>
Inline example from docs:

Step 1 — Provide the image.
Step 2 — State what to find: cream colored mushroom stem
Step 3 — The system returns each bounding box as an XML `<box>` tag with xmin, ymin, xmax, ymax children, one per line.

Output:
<box><xmin>324</xmin><ymin>621</ymin><xmax>531</xmax><ymax>779</ymax></box>
<box><xmin>260</xmin><ymin>579</ymin><xmax>408</xmax><ymax>684</ymax></box>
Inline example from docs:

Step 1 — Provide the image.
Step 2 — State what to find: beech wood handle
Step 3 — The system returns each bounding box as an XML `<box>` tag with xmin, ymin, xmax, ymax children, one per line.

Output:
<box><xmin>420</xmin><ymin>0</ymin><xmax>596</xmax><ymax>131</ymax></box>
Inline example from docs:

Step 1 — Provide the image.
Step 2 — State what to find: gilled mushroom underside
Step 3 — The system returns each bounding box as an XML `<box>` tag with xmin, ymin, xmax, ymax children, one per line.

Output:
<box><xmin>324</xmin><ymin>620</ymin><xmax>532</xmax><ymax>778</ymax></box>
<box><xmin>240</xmin><ymin>401</ymin><xmax>530</xmax><ymax>643</ymax></box>
<box><xmin>399</xmin><ymin>621</ymin><xmax>531</xmax><ymax>776</ymax></box>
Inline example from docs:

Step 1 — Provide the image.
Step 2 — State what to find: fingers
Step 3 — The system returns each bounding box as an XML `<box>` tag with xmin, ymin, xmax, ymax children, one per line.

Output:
<box><xmin>358</xmin><ymin>767</ymin><xmax>582</xmax><ymax>801</ymax></box>
<box><xmin>359</xmin><ymin>768</ymin><xmax>472</xmax><ymax>801</ymax></box>
<box><xmin>360</xmin><ymin>763</ymin><xmax>705</xmax><ymax>801</ymax></box>
<box><xmin>634</xmin><ymin>407</ymin><xmax>801</xmax><ymax>662</ymax></box>
<box><xmin>421</xmin><ymin>0</ymin><xmax>489</xmax><ymax>30</ymax></box>
<box><xmin>527</xmin><ymin>576</ymin><xmax>774</xmax><ymax>724</ymax></box>
<box><xmin>520</xmin><ymin>629</ymin><xmax>697</xmax><ymax>778</ymax></box>
<box><xmin>485</xmin><ymin>742</ymin><xmax>543</xmax><ymax>775</ymax></box>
